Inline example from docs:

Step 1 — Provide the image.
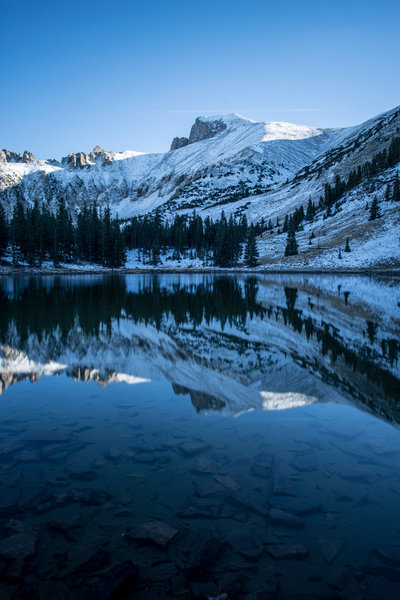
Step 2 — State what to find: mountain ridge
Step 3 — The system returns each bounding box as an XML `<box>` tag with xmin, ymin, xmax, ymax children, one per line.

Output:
<box><xmin>0</xmin><ymin>105</ymin><xmax>399</xmax><ymax>269</ymax></box>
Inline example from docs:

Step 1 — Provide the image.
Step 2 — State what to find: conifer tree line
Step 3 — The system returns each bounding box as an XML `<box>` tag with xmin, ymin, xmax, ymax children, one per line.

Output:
<box><xmin>277</xmin><ymin>135</ymin><xmax>400</xmax><ymax>256</ymax></box>
<box><xmin>0</xmin><ymin>198</ymin><xmax>126</xmax><ymax>267</ymax></box>
<box><xmin>320</xmin><ymin>134</ymin><xmax>400</xmax><ymax>212</ymax></box>
<box><xmin>0</xmin><ymin>199</ymin><xmax>261</xmax><ymax>268</ymax></box>
<box><xmin>123</xmin><ymin>209</ymin><xmax>260</xmax><ymax>267</ymax></box>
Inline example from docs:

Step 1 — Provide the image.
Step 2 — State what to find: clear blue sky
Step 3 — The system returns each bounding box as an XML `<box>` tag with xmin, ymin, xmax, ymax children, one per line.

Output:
<box><xmin>1</xmin><ymin>0</ymin><xmax>399</xmax><ymax>159</ymax></box>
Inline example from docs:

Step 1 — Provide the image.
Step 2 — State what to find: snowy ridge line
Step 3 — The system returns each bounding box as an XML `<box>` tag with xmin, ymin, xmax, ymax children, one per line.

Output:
<box><xmin>1</xmin><ymin>105</ymin><xmax>400</xmax><ymax>270</ymax></box>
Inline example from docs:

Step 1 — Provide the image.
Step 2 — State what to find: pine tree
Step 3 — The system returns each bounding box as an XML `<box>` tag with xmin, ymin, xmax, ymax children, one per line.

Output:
<box><xmin>344</xmin><ymin>237</ymin><xmax>351</xmax><ymax>252</ymax></box>
<box><xmin>11</xmin><ymin>198</ymin><xmax>28</xmax><ymax>264</ymax></box>
<box><xmin>306</xmin><ymin>197</ymin><xmax>315</xmax><ymax>222</ymax></box>
<box><xmin>0</xmin><ymin>202</ymin><xmax>8</xmax><ymax>259</ymax></box>
<box><xmin>393</xmin><ymin>172</ymin><xmax>400</xmax><ymax>202</ymax></box>
<box><xmin>284</xmin><ymin>218</ymin><xmax>298</xmax><ymax>257</ymax></box>
<box><xmin>111</xmin><ymin>220</ymin><xmax>126</xmax><ymax>268</ymax></box>
<box><xmin>369</xmin><ymin>196</ymin><xmax>381</xmax><ymax>220</ymax></box>
<box><xmin>282</xmin><ymin>215</ymin><xmax>289</xmax><ymax>233</ymax></box>
<box><xmin>150</xmin><ymin>240</ymin><xmax>161</xmax><ymax>265</ymax></box>
<box><xmin>101</xmin><ymin>205</ymin><xmax>113</xmax><ymax>266</ymax></box>
<box><xmin>244</xmin><ymin>225</ymin><xmax>259</xmax><ymax>267</ymax></box>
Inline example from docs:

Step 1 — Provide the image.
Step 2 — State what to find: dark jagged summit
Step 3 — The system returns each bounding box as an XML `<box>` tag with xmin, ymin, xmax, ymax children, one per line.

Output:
<box><xmin>170</xmin><ymin>116</ymin><xmax>227</xmax><ymax>151</ymax></box>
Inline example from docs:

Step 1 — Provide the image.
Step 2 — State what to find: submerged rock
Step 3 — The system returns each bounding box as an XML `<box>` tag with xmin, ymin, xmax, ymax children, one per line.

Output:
<box><xmin>0</xmin><ymin>530</ymin><xmax>37</xmax><ymax>561</ymax></box>
<box><xmin>127</xmin><ymin>521</ymin><xmax>178</xmax><ymax>546</ymax></box>
<box><xmin>178</xmin><ymin>529</ymin><xmax>222</xmax><ymax>581</ymax></box>
<box><xmin>87</xmin><ymin>560</ymin><xmax>139</xmax><ymax>600</ymax></box>
<box><xmin>20</xmin><ymin>485</ymin><xmax>53</xmax><ymax>510</ymax></box>
<box><xmin>272</xmin><ymin>476</ymin><xmax>296</xmax><ymax>497</ymax></box>
<box><xmin>179</xmin><ymin>441</ymin><xmax>211</xmax><ymax>457</ymax></box>
<box><xmin>178</xmin><ymin>497</ymin><xmax>224</xmax><ymax>519</ymax></box>
<box><xmin>195</xmin><ymin>479</ymin><xmax>225</xmax><ymax>498</ymax></box>
<box><xmin>269</xmin><ymin>497</ymin><xmax>322</xmax><ymax>516</ymax></box>
<box><xmin>228</xmin><ymin>491</ymin><xmax>269</xmax><ymax>517</ymax></box>
<box><xmin>266</xmin><ymin>543</ymin><xmax>308</xmax><ymax>560</ymax></box>
<box><xmin>75</xmin><ymin>547</ymin><xmax>110</xmax><ymax>574</ymax></box>
<box><xmin>69</xmin><ymin>470</ymin><xmax>97</xmax><ymax>482</ymax></box>
<box><xmin>47</xmin><ymin>516</ymin><xmax>83</xmax><ymax>541</ymax></box>
<box><xmin>224</xmin><ymin>529</ymin><xmax>263</xmax><ymax>560</ymax></box>
<box><xmin>251</xmin><ymin>455</ymin><xmax>273</xmax><ymax>478</ymax></box>
<box><xmin>318</xmin><ymin>538</ymin><xmax>345</xmax><ymax>564</ymax></box>
<box><xmin>269</xmin><ymin>508</ymin><xmax>305</xmax><ymax>528</ymax></box>
<box><xmin>213</xmin><ymin>474</ymin><xmax>241</xmax><ymax>491</ymax></box>
<box><xmin>106</xmin><ymin>447</ymin><xmax>122</xmax><ymax>460</ymax></box>
<box><xmin>290</xmin><ymin>451</ymin><xmax>318</xmax><ymax>472</ymax></box>
<box><xmin>191</xmin><ymin>458</ymin><xmax>217</xmax><ymax>474</ymax></box>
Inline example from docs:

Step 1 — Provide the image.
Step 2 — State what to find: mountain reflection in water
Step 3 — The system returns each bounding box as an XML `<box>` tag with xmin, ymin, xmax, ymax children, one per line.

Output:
<box><xmin>0</xmin><ymin>273</ymin><xmax>398</xmax><ymax>422</ymax></box>
<box><xmin>0</xmin><ymin>273</ymin><xmax>400</xmax><ymax>599</ymax></box>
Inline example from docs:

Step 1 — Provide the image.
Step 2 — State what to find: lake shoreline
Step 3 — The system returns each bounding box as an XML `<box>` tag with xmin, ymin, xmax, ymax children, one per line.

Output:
<box><xmin>0</xmin><ymin>266</ymin><xmax>399</xmax><ymax>276</ymax></box>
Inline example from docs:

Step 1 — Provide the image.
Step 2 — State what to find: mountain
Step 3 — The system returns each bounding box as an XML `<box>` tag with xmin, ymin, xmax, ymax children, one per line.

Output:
<box><xmin>1</xmin><ymin>106</ymin><xmax>399</xmax><ymax>269</ymax></box>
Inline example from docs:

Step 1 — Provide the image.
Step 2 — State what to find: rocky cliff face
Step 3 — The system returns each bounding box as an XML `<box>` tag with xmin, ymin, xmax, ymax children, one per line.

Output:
<box><xmin>170</xmin><ymin>117</ymin><xmax>227</xmax><ymax>151</ymax></box>
<box><xmin>0</xmin><ymin>149</ymin><xmax>36</xmax><ymax>163</ymax></box>
<box><xmin>61</xmin><ymin>145</ymin><xmax>114</xmax><ymax>169</ymax></box>
<box><xmin>188</xmin><ymin>116</ymin><xmax>227</xmax><ymax>143</ymax></box>
<box><xmin>170</xmin><ymin>136</ymin><xmax>189</xmax><ymax>151</ymax></box>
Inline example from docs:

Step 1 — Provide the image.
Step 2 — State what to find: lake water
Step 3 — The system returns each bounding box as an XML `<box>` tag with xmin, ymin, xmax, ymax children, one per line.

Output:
<box><xmin>0</xmin><ymin>273</ymin><xmax>399</xmax><ymax>600</ymax></box>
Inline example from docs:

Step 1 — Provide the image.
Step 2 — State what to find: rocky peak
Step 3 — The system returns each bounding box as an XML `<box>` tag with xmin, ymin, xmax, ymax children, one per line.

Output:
<box><xmin>170</xmin><ymin>137</ymin><xmax>189</xmax><ymax>151</ymax></box>
<box><xmin>61</xmin><ymin>151</ymin><xmax>92</xmax><ymax>169</ymax></box>
<box><xmin>61</xmin><ymin>146</ymin><xmax>114</xmax><ymax>169</ymax></box>
<box><xmin>170</xmin><ymin>116</ymin><xmax>227</xmax><ymax>151</ymax></box>
<box><xmin>0</xmin><ymin>149</ymin><xmax>36</xmax><ymax>164</ymax></box>
<box><xmin>22</xmin><ymin>150</ymin><xmax>36</xmax><ymax>163</ymax></box>
<box><xmin>189</xmin><ymin>117</ymin><xmax>227</xmax><ymax>143</ymax></box>
<box><xmin>92</xmin><ymin>145</ymin><xmax>105</xmax><ymax>155</ymax></box>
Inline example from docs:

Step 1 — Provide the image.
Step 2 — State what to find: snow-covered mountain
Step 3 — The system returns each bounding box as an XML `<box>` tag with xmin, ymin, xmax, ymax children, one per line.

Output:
<box><xmin>1</xmin><ymin>106</ymin><xmax>399</xmax><ymax>268</ymax></box>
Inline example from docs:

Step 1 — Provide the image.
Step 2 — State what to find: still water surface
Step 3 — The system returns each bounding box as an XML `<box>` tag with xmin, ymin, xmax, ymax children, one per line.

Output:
<box><xmin>0</xmin><ymin>274</ymin><xmax>399</xmax><ymax>599</ymax></box>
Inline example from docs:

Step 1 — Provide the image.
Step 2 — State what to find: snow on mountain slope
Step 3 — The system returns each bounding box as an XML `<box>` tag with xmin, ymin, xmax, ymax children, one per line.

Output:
<box><xmin>0</xmin><ymin>113</ymin><xmax>334</xmax><ymax>217</ymax></box>
<box><xmin>1</xmin><ymin>106</ymin><xmax>399</xmax><ymax>269</ymax></box>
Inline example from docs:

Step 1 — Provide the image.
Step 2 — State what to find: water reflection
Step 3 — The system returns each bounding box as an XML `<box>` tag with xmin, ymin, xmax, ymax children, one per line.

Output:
<box><xmin>0</xmin><ymin>274</ymin><xmax>398</xmax><ymax>419</ymax></box>
<box><xmin>0</xmin><ymin>274</ymin><xmax>399</xmax><ymax>599</ymax></box>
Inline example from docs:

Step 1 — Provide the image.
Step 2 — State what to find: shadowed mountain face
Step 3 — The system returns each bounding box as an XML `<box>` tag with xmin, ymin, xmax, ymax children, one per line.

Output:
<box><xmin>0</xmin><ymin>274</ymin><xmax>398</xmax><ymax>423</ymax></box>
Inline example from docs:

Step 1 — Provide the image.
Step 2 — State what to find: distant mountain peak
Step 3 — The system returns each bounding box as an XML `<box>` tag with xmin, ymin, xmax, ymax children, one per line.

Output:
<box><xmin>171</xmin><ymin>114</ymin><xmax>229</xmax><ymax>151</ymax></box>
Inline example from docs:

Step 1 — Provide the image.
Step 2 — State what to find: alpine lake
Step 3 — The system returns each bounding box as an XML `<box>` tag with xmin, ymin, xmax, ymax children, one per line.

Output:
<box><xmin>0</xmin><ymin>273</ymin><xmax>399</xmax><ymax>600</ymax></box>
